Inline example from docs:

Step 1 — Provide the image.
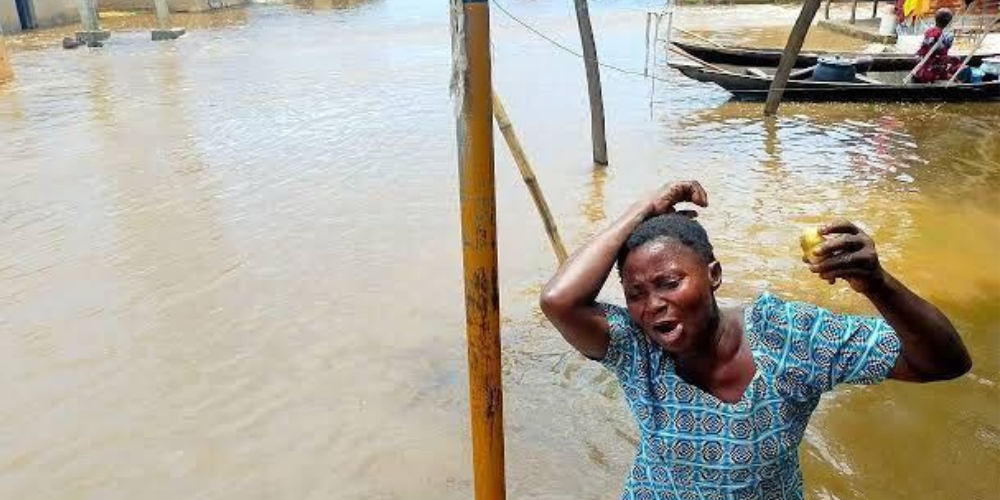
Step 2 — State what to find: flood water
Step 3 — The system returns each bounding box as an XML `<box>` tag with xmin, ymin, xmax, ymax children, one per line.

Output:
<box><xmin>1</xmin><ymin>1</ymin><xmax>997</xmax><ymax>499</ymax></box>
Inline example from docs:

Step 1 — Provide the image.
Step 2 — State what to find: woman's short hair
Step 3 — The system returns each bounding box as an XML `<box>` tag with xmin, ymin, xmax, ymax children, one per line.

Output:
<box><xmin>935</xmin><ymin>8</ymin><xmax>953</xmax><ymax>28</ymax></box>
<box><xmin>616</xmin><ymin>213</ymin><xmax>716</xmax><ymax>274</ymax></box>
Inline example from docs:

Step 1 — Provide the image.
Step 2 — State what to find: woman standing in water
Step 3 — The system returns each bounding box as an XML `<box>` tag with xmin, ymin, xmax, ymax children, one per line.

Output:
<box><xmin>540</xmin><ymin>181</ymin><xmax>971</xmax><ymax>499</ymax></box>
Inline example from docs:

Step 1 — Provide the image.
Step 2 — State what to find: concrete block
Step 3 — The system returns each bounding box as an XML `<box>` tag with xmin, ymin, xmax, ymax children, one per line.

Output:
<box><xmin>76</xmin><ymin>30</ymin><xmax>111</xmax><ymax>44</ymax></box>
<box><xmin>151</xmin><ymin>27</ymin><xmax>185</xmax><ymax>40</ymax></box>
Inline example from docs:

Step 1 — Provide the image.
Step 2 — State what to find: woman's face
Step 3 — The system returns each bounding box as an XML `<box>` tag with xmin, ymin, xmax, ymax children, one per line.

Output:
<box><xmin>620</xmin><ymin>238</ymin><xmax>721</xmax><ymax>354</ymax></box>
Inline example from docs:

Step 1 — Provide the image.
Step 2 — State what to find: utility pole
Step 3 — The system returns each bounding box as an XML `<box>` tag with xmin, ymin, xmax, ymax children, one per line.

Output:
<box><xmin>764</xmin><ymin>0</ymin><xmax>822</xmax><ymax>115</ymax></box>
<box><xmin>572</xmin><ymin>0</ymin><xmax>608</xmax><ymax>165</ymax></box>
<box><xmin>151</xmin><ymin>0</ymin><xmax>186</xmax><ymax>41</ymax></box>
<box><xmin>449</xmin><ymin>1</ymin><xmax>506</xmax><ymax>500</ymax></box>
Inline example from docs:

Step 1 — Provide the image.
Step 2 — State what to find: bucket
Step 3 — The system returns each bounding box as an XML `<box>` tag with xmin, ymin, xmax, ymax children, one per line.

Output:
<box><xmin>878</xmin><ymin>13</ymin><xmax>898</xmax><ymax>36</ymax></box>
<box><xmin>981</xmin><ymin>57</ymin><xmax>1000</xmax><ymax>76</ymax></box>
<box><xmin>814</xmin><ymin>56</ymin><xmax>857</xmax><ymax>82</ymax></box>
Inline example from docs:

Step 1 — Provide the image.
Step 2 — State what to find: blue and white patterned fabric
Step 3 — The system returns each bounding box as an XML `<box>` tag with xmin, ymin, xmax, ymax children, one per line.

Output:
<box><xmin>598</xmin><ymin>292</ymin><xmax>901</xmax><ymax>500</ymax></box>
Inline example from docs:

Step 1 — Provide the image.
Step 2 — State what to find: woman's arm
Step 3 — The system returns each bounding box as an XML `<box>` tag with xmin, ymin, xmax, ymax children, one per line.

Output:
<box><xmin>540</xmin><ymin>181</ymin><xmax>708</xmax><ymax>359</ymax></box>
<box><xmin>808</xmin><ymin>220</ymin><xmax>972</xmax><ymax>382</ymax></box>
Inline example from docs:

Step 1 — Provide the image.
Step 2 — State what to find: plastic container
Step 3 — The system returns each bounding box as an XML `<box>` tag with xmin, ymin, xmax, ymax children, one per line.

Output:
<box><xmin>981</xmin><ymin>57</ymin><xmax>1000</xmax><ymax>77</ymax></box>
<box><xmin>813</xmin><ymin>57</ymin><xmax>857</xmax><ymax>82</ymax></box>
<box><xmin>879</xmin><ymin>13</ymin><xmax>898</xmax><ymax>36</ymax></box>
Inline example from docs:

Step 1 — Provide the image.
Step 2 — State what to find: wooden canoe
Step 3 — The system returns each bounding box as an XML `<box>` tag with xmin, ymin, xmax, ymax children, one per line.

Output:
<box><xmin>672</xmin><ymin>40</ymin><xmax>998</xmax><ymax>72</ymax></box>
<box><xmin>670</xmin><ymin>63</ymin><xmax>1000</xmax><ymax>102</ymax></box>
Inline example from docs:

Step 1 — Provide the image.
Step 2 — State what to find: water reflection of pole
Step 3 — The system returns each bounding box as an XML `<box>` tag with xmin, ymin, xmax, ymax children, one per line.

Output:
<box><xmin>450</xmin><ymin>1</ymin><xmax>506</xmax><ymax>499</ymax></box>
<box><xmin>0</xmin><ymin>25</ymin><xmax>13</xmax><ymax>83</ymax></box>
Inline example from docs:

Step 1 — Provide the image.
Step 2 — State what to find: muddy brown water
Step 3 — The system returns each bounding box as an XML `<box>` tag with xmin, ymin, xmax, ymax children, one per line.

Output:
<box><xmin>1</xmin><ymin>1</ymin><xmax>997</xmax><ymax>499</ymax></box>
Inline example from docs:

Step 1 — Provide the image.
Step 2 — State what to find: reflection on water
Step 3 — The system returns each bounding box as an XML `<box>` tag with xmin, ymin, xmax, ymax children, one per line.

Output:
<box><xmin>1</xmin><ymin>2</ymin><xmax>998</xmax><ymax>500</ymax></box>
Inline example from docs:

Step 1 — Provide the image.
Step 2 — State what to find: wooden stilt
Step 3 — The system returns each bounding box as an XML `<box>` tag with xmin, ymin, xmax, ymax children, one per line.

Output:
<box><xmin>572</xmin><ymin>0</ymin><xmax>608</xmax><ymax>166</ymax></box>
<box><xmin>764</xmin><ymin>0</ymin><xmax>822</xmax><ymax>116</ymax></box>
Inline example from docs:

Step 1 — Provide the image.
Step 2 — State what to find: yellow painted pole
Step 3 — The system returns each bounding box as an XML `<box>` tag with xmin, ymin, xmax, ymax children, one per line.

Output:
<box><xmin>0</xmin><ymin>28</ymin><xmax>13</xmax><ymax>83</ymax></box>
<box><xmin>450</xmin><ymin>1</ymin><xmax>506</xmax><ymax>500</ymax></box>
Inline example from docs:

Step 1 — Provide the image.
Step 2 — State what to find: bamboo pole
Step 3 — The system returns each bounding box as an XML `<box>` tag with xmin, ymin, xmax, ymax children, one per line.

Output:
<box><xmin>0</xmin><ymin>26</ymin><xmax>13</xmax><ymax>84</ymax></box>
<box><xmin>450</xmin><ymin>1</ymin><xmax>506</xmax><ymax>499</ymax></box>
<box><xmin>572</xmin><ymin>0</ymin><xmax>608</xmax><ymax>166</ymax></box>
<box><xmin>674</xmin><ymin>27</ymin><xmax>725</xmax><ymax>48</ymax></box>
<box><xmin>492</xmin><ymin>93</ymin><xmax>569</xmax><ymax>264</ymax></box>
<box><xmin>764</xmin><ymin>0</ymin><xmax>822</xmax><ymax>116</ymax></box>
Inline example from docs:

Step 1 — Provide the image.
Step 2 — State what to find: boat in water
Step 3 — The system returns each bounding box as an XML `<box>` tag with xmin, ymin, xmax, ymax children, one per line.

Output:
<box><xmin>672</xmin><ymin>40</ymin><xmax>1000</xmax><ymax>72</ymax></box>
<box><xmin>669</xmin><ymin>61</ymin><xmax>1000</xmax><ymax>102</ymax></box>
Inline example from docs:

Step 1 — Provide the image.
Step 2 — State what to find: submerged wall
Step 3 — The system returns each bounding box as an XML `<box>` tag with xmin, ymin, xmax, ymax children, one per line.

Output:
<box><xmin>98</xmin><ymin>0</ymin><xmax>247</xmax><ymax>13</ymax></box>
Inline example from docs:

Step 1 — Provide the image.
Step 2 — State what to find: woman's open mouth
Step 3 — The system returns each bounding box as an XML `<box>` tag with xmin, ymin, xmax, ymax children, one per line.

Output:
<box><xmin>652</xmin><ymin>320</ymin><xmax>684</xmax><ymax>344</ymax></box>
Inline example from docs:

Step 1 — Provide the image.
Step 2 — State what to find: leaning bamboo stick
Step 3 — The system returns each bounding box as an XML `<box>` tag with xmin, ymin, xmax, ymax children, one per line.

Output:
<box><xmin>946</xmin><ymin>16</ymin><xmax>1000</xmax><ymax>85</ymax></box>
<box><xmin>674</xmin><ymin>27</ymin><xmax>725</xmax><ymax>48</ymax></box>
<box><xmin>492</xmin><ymin>93</ymin><xmax>569</xmax><ymax>265</ymax></box>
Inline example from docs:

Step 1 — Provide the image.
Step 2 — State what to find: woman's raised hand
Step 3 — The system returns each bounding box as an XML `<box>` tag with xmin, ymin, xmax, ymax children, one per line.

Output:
<box><xmin>807</xmin><ymin>220</ymin><xmax>887</xmax><ymax>294</ymax></box>
<box><xmin>647</xmin><ymin>181</ymin><xmax>709</xmax><ymax>218</ymax></box>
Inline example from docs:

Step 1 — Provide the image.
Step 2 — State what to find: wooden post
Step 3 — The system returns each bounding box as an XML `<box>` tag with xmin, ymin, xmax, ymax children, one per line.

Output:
<box><xmin>492</xmin><ymin>93</ymin><xmax>569</xmax><ymax>264</ymax></box>
<box><xmin>872</xmin><ymin>0</ymin><xmax>879</xmax><ymax>18</ymax></box>
<box><xmin>0</xmin><ymin>26</ymin><xmax>13</xmax><ymax>84</ymax></box>
<box><xmin>764</xmin><ymin>0</ymin><xmax>822</xmax><ymax>116</ymax></box>
<box><xmin>572</xmin><ymin>0</ymin><xmax>608</xmax><ymax>166</ymax></box>
<box><xmin>824</xmin><ymin>0</ymin><xmax>832</xmax><ymax>20</ymax></box>
<box><xmin>449</xmin><ymin>1</ymin><xmax>506</xmax><ymax>500</ymax></box>
<box><xmin>850</xmin><ymin>0</ymin><xmax>859</xmax><ymax>23</ymax></box>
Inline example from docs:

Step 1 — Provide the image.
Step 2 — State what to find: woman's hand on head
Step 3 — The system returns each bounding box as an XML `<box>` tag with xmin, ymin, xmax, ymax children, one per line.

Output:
<box><xmin>806</xmin><ymin>220</ymin><xmax>887</xmax><ymax>294</ymax></box>
<box><xmin>647</xmin><ymin>181</ymin><xmax>709</xmax><ymax>218</ymax></box>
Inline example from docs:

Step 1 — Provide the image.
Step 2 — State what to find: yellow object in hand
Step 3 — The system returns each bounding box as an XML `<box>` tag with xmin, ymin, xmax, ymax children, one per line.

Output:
<box><xmin>800</xmin><ymin>227</ymin><xmax>824</xmax><ymax>263</ymax></box>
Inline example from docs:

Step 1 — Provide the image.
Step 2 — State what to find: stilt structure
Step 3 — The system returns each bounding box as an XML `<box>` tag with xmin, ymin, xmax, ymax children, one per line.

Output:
<box><xmin>764</xmin><ymin>0</ymin><xmax>823</xmax><ymax>115</ymax></box>
<box><xmin>152</xmin><ymin>0</ymin><xmax>186</xmax><ymax>41</ymax></box>
<box><xmin>449</xmin><ymin>1</ymin><xmax>507</xmax><ymax>500</ymax></box>
<box><xmin>0</xmin><ymin>26</ymin><xmax>13</xmax><ymax>83</ymax></box>
<box><xmin>76</xmin><ymin>0</ymin><xmax>110</xmax><ymax>46</ymax></box>
<box><xmin>572</xmin><ymin>0</ymin><xmax>608</xmax><ymax>166</ymax></box>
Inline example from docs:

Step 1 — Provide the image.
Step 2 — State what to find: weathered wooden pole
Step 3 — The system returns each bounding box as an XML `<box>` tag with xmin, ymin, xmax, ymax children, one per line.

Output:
<box><xmin>824</xmin><ymin>0</ymin><xmax>832</xmax><ymax>20</ymax></box>
<box><xmin>572</xmin><ymin>0</ymin><xmax>608</xmax><ymax>166</ymax></box>
<box><xmin>872</xmin><ymin>0</ymin><xmax>880</xmax><ymax>18</ymax></box>
<box><xmin>151</xmin><ymin>0</ymin><xmax>186</xmax><ymax>40</ymax></box>
<box><xmin>0</xmin><ymin>25</ymin><xmax>13</xmax><ymax>84</ymax></box>
<box><xmin>75</xmin><ymin>0</ymin><xmax>110</xmax><ymax>46</ymax></box>
<box><xmin>449</xmin><ymin>1</ymin><xmax>506</xmax><ymax>500</ymax></box>
<box><xmin>492</xmin><ymin>93</ymin><xmax>569</xmax><ymax>264</ymax></box>
<box><xmin>850</xmin><ymin>0</ymin><xmax>859</xmax><ymax>23</ymax></box>
<box><xmin>764</xmin><ymin>0</ymin><xmax>822</xmax><ymax>116</ymax></box>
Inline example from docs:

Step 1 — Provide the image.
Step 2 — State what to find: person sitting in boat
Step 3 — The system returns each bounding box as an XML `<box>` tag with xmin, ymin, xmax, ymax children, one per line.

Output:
<box><xmin>540</xmin><ymin>180</ymin><xmax>971</xmax><ymax>499</ymax></box>
<box><xmin>913</xmin><ymin>8</ymin><xmax>962</xmax><ymax>83</ymax></box>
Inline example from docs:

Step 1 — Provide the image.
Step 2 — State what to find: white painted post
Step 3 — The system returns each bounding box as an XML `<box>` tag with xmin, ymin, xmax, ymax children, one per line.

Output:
<box><xmin>75</xmin><ymin>0</ymin><xmax>110</xmax><ymax>45</ymax></box>
<box><xmin>151</xmin><ymin>0</ymin><xmax>185</xmax><ymax>40</ymax></box>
